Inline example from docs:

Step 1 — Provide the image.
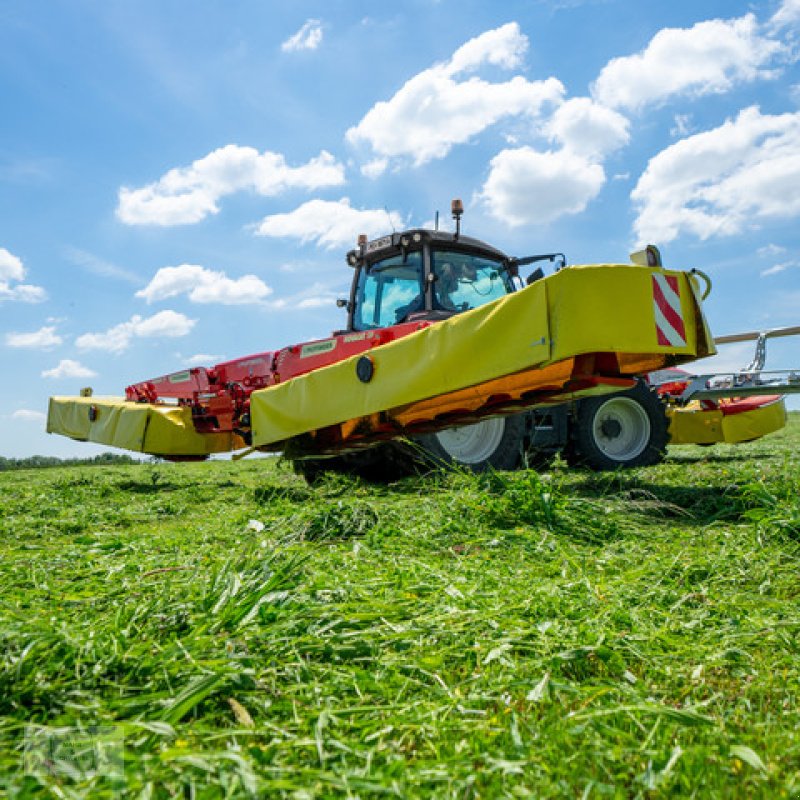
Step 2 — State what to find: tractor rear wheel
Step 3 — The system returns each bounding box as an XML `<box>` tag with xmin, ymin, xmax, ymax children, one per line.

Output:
<box><xmin>413</xmin><ymin>415</ymin><xmax>526</xmax><ymax>472</ymax></box>
<box><xmin>566</xmin><ymin>381</ymin><xmax>668</xmax><ymax>470</ymax></box>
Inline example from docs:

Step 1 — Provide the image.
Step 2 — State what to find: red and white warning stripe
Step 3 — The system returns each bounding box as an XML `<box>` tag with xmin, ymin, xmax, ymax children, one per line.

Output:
<box><xmin>652</xmin><ymin>274</ymin><xmax>686</xmax><ymax>347</ymax></box>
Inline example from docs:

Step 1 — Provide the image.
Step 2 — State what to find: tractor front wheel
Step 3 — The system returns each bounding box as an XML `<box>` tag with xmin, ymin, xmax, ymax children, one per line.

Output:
<box><xmin>566</xmin><ymin>381</ymin><xmax>668</xmax><ymax>470</ymax></box>
<box><xmin>414</xmin><ymin>415</ymin><xmax>526</xmax><ymax>472</ymax></box>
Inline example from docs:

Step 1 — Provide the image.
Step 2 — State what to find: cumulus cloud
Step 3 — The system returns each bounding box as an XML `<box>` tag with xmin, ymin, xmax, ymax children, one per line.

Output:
<box><xmin>76</xmin><ymin>311</ymin><xmax>196</xmax><ymax>354</ymax></box>
<box><xmin>11</xmin><ymin>409</ymin><xmax>46</xmax><ymax>424</ymax></box>
<box><xmin>136</xmin><ymin>265</ymin><xmax>272</xmax><ymax>305</ymax></box>
<box><xmin>480</xmin><ymin>147</ymin><xmax>605</xmax><ymax>226</ymax></box>
<box><xmin>41</xmin><ymin>359</ymin><xmax>97</xmax><ymax>379</ymax></box>
<box><xmin>632</xmin><ymin>106</ymin><xmax>800</xmax><ymax>244</ymax></box>
<box><xmin>117</xmin><ymin>146</ymin><xmax>345</xmax><ymax>226</ymax></box>
<box><xmin>281</xmin><ymin>19</ymin><xmax>323</xmax><ymax>52</ymax></box>
<box><xmin>544</xmin><ymin>97</ymin><xmax>630</xmax><ymax>159</ymax></box>
<box><xmin>0</xmin><ymin>247</ymin><xmax>24</xmax><ymax>281</ymax></box>
<box><xmin>255</xmin><ymin>198</ymin><xmax>405</xmax><ymax>249</ymax></box>
<box><xmin>770</xmin><ymin>0</ymin><xmax>800</xmax><ymax>30</ymax></box>
<box><xmin>360</xmin><ymin>159</ymin><xmax>389</xmax><ymax>179</ymax></box>
<box><xmin>346</xmin><ymin>22</ymin><xmax>564</xmax><ymax>167</ymax></box>
<box><xmin>593</xmin><ymin>14</ymin><xmax>785</xmax><ymax>111</ymax></box>
<box><xmin>0</xmin><ymin>283</ymin><xmax>46</xmax><ymax>302</ymax></box>
<box><xmin>0</xmin><ymin>246</ymin><xmax>46</xmax><ymax>303</ymax></box>
<box><xmin>5</xmin><ymin>326</ymin><xmax>62</xmax><ymax>349</ymax></box>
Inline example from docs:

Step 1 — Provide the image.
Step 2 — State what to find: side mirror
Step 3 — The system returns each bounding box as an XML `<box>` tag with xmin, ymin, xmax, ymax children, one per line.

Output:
<box><xmin>526</xmin><ymin>267</ymin><xmax>544</xmax><ymax>286</ymax></box>
<box><xmin>336</xmin><ymin>298</ymin><xmax>348</xmax><ymax>308</ymax></box>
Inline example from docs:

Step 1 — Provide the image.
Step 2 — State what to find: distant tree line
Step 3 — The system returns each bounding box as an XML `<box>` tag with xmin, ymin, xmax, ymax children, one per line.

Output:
<box><xmin>0</xmin><ymin>453</ymin><xmax>140</xmax><ymax>471</ymax></box>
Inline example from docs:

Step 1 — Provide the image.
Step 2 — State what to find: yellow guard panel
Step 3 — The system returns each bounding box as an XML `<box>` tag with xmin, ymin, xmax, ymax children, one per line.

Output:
<box><xmin>250</xmin><ymin>264</ymin><xmax>713</xmax><ymax>448</ymax></box>
<box><xmin>668</xmin><ymin>398</ymin><xmax>787</xmax><ymax>445</ymax></box>
<box><xmin>47</xmin><ymin>396</ymin><xmax>243</xmax><ymax>456</ymax></box>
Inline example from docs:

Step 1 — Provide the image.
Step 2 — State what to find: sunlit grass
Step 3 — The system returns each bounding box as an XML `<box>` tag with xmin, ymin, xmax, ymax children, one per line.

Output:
<box><xmin>1</xmin><ymin>415</ymin><xmax>799</xmax><ymax>797</ymax></box>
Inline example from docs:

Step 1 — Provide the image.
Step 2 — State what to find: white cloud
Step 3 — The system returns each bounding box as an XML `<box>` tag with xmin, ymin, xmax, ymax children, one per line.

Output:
<box><xmin>0</xmin><ymin>247</ymin><xmax>46</xmax><ymax>303</ymax></box>
<box><xmin>296</xmin><ymin>296</ymin><xmax>334</xmax><ymax>309</ymax></box>
<box><xmin>268</xmin><ymin>280</ymin><xmax>342</xmax><ymax>311</ymax></box>
<box><xmin>5</xmin><ymin>326</ymin><xmax>62</xmax><ymax>349</ymax></box>
<box><xmin>544</xmin><ymin>97</ymin><xmax>630</xmax><ymax>159</ymax></box>
<box><xmin>0</xmin><ymin>247</ymin><xmax>24</xmax><ymax>281</ymax></box>
<box><xmin>117</xmin><ymin>146</ymin><xmax>345</xmax><ymax>226</ymax></box>
<box><xmin>12</xmin><ymin>409</ymin><xmax>46</xmax><ymax>424</ymax></box>
<box><xmin>346</xmin><ymin>22</ymin><xmax>564</xmax><ymax>167</ymax></box>
<box><xmin>76</xmin><ymin>311</ymin><xmax>196</xmax><ymax>354</ymax></box>
<box><xmin>632</xmin><ymin>106</ymin><xmax>800</xmax><ymax>244</ymax></box>
<box><xmin>255</xmin><ymin>198</ymin><xmax>405</xmax><ymax>249</ymax></box>
<box><xmin>186</xmin><ymin>353</ymin><xmax>223</xmax><ymax>366</ymax></box>
<box><xmin>136</xmin><ymin>265</ymin><xmax>272</xmax><ymax>305</ymax></box>
<box><xmin>41</xmin><ymin>359</ymin><xmax>97</xmax><ymax>379</ymax></box>
<box><xmin>593</xmin><ymin>14</ymin><xmax>785</xmax><ymax>111</ymax></box>
<box><xmin>480</xmin><ymin>147</ymin><xmax>605</xmax><ymax>226</ymax></box>
<box><xmin>770</xmin><ymin>0</ymin><xmax>800</xmax><ymax>30</ymax></box>
<box><xmin>691</xmin><ymin>342</ymin><xmax>757</xmax><ymax>374</ymax></box>
<box><xmin>670</xmin><ymin>114</ymin><xmax>694</xmax><ymax>138</ymax></box>
<box><xmin>281</xmin><ymin>19</ymin><xmax>323</xmax><ymax>53</ymax></box>
<box><xmin>0</xmin><ymin>283</ymin><xmax>47</xmax><ymax>303</ymax></box>
<box><xmin>64</xmin><ymin>246</ymin><xmax>139</xmax><ymax>284</ymax></box>
<box><xmin>761</xmin><ymin>260</ymin><xmax>799</xmax><ymax>276</ymax></box>
<box><xmin>361</xmin><ymin>158</ymin><xmax>388</xmax><ymax>179</ymax></box>
<box><xmin>758</xmin><ymin>243</ymin><xmax>787</xmax><ymax>257</ymax></box>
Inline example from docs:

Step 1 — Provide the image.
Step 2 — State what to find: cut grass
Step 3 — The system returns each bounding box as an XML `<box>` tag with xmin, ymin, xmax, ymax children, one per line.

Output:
<box><xmin>1</xmin><ymin>415</ymin><xmax>799</xmax><ymax>797</ymax></box>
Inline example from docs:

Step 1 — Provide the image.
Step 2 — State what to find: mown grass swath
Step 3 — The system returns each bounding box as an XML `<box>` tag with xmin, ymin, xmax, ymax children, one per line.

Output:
<box><xmin>1</xmin><ymin>416</ymin><xmax>799</xmax><ymax>797</ymax></box>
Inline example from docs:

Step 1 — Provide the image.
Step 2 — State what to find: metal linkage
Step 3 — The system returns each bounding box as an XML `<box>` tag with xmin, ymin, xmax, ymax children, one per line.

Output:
<box><xmin>679</xmin><ymin>370</ymin><xmax>800</xmax><ymax>402</ymax></box>
<box><xmin>678</xmin><ymin>324</ymin><xmax>800</xmax><ymax>403</ymax></box>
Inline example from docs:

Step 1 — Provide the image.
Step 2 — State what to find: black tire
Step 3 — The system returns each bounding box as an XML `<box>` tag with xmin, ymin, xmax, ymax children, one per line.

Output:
<box><xmin>292</xmin><ymin>443</ymin><xmax>416</xmax><ymax>484</ymax></box>
<box><xmin>566</xmin><ymin>381</ymin><xmax>668</xmax><ymax>470</ymax></box>
<box><xmin>413</xmin><ymin>414</ymin><xmax>526</xmax><ymax>473</ymax></box>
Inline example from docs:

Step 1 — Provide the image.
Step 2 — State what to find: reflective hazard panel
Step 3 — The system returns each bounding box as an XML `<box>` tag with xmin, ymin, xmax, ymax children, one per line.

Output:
<box><xmin>652</xmin><ymin>273</ymin><xmax>686</xmax><ymax>347</ymax></box>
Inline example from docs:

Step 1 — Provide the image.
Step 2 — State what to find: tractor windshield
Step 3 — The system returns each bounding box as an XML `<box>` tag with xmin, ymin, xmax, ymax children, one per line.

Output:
<box><xmin>353</xmin><ymin>250</ymin><xmax>424</xmax><ymax>330</ymax></box>
<box><xmin>431</xmin><ymin>250</ymin><xmax>511</xmax><ymax>312</ymax></box>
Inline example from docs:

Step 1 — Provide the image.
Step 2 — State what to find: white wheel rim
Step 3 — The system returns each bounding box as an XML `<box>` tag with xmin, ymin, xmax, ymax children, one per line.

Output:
<box><xmin>434</xmin><ymin>418</ymin><xmax>506</xmax><ymax>465</ymax></box>
<box><xmin>591</xmin><ymin>397</ymin><xmax>651</xmax><ymax>461</ymax></box>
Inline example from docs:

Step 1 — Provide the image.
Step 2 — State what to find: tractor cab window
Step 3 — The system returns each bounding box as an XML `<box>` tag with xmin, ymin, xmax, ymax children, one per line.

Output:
<box><xmin>353</xmin><ymin>250</ymin><xmax>424</xmax><ymax>330</ymax></box>
<box><xmin>431</xmin><ymin>250</ymin><xmax>510</xmax><ymax>312</ymax></box>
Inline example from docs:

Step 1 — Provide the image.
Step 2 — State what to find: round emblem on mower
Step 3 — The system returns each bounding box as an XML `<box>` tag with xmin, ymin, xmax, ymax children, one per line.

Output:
<box><xmin>356</xmin><ymin>355</ymin><xmax>374</xmax><ymax>383</ymax></box>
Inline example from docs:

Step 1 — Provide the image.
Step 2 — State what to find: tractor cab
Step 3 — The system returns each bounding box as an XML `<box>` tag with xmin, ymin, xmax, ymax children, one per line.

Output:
<box><xmin>343</xmin><ymin>200</ymin><xmax>565</xmax><ymax>333</ymax></box>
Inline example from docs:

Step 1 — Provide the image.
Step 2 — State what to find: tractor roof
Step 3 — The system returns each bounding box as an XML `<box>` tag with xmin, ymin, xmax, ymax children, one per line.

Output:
<box><xmin>346</xmin><ymin>228</ymin><xmax>509</xmax><ymax>267</ymax></box>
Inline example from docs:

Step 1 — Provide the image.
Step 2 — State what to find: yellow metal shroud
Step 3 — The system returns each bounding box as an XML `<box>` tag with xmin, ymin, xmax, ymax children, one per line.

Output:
<box><xmin>47</xmin><ymin>263</ymin><xmax>714</xmax><ymax>457</ymax></box>
<box><xmin>250</xmin><ymin>264</ymin><xmax>713</xmax><ymax>449</ymax></box>
<box><xmin>668</xmin><ymin>397</ymin><xmax>787</xmax><ymax>445</ymax></box>
<box><xmin>46</xmin><ymin>396</ymin><xmax>244</xmax><ymax>456</ymax></box>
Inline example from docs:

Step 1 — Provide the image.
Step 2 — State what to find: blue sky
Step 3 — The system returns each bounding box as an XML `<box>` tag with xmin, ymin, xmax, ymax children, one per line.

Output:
<box><xmin>2</xmin><ymin>0</ymin><xmax>799</xmax><ymax>458</ymax></box>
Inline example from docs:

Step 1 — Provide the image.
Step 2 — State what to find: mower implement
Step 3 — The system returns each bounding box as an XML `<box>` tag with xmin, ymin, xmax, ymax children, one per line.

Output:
<box><xmin>47</xmin><ymin>250</ymin><xmax>713</xmax><ymax>460</ymax></box>
<box><xmin>249</xmin><ymin>263</ymin><xmax>712</xmax><ymax>454</ymax></box>
<box><xmin>651</xmin><ymin>325</ymin><xmax>800</xmax><ymax>447</ymax></box>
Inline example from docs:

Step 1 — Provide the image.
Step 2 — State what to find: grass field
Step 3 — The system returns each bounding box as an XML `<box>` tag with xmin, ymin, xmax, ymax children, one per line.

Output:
<box><xmin>1</xmin><ymin>415</ymin><xmax>799</xmax><ymax>798</ymax></box>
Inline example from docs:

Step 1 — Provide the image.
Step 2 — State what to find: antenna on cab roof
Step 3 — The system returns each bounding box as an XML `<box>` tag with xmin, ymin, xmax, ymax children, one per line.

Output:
<box><xmin>451</xmin><ymin>198</ymin><xmax>464</xmax><ymax>240</ymax></box>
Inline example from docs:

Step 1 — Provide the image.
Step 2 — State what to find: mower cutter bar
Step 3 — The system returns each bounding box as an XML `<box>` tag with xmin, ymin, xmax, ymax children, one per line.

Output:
<box><xmin>678</xmin><ymin>370</ymin><xmax>800</xmax><ymax>402</ymax></box>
